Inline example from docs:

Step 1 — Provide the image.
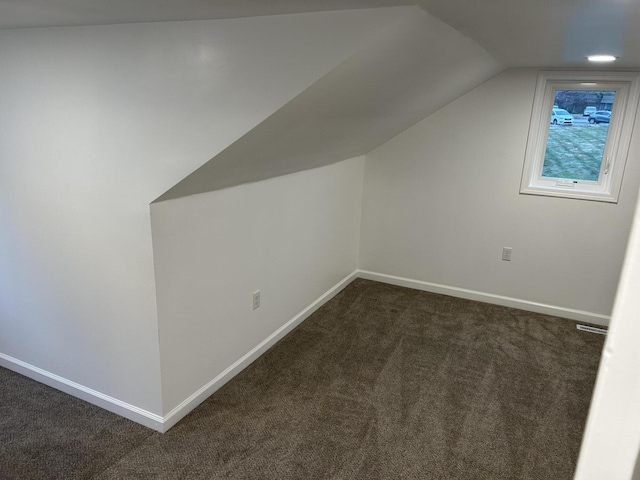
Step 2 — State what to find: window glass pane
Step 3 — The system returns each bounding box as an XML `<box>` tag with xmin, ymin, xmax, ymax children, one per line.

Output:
<box><xmin>542</xmin><ymin>89</ymin><xmax>615</xmax><ymax>181</ymax></box>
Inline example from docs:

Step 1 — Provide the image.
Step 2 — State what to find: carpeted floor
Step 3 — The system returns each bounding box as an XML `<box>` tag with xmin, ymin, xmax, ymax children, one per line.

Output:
<box><xmin>1</xmin><ymin>279</ymin><xmax>605</xmax><ymax>479</ymax></box>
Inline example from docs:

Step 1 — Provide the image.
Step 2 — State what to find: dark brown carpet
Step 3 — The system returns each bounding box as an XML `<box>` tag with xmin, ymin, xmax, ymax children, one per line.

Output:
<box><xmin>1</xmin><ymin>279</ymin><xmax>605</xmax><ymax>479</ymax></box>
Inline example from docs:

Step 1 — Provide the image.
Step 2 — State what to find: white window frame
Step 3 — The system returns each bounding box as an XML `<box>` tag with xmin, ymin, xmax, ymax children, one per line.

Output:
<box><xmin>520</xmin><ymin>71</ymin><xmax>640</xmax><ymax>203</ymax></box>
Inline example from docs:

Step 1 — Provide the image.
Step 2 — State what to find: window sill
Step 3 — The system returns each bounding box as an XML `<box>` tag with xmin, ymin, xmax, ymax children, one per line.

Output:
<box><xmin>520</xmin><ymin>183</ymin><xmax>618</xmax><ymax>203</ymax></box>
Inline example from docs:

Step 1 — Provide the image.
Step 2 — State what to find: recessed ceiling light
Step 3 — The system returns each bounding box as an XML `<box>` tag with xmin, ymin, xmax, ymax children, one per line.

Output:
<box><xmin>587</xmin><ymin>55</ymin><xmax>617</xmax><ymax>62</ymax></box>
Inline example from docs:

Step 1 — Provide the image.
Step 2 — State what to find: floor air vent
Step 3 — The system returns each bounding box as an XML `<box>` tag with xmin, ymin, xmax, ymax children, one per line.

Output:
<box><xmin>577</xmin><ymin>325</ymin><xmax>608</xmax><ymax>335</ymax></box>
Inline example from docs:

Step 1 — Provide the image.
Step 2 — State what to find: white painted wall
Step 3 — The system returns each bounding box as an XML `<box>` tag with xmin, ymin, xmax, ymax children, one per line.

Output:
<box><xmin>360</xmin><ymin>69</ymin><xmax>640</xmax><ymax>319</ymax></box>
<box><xmin>0</xmin><ymin>10</ymin><xmax>398</xmax><ymax>416</ymax></box>
<box><xmin>574</xmin><ymin>186</ymin><xmax>640</xmax><ymax>480</ymax></box>
<box><xmin>158</xmin><ymin>7</ymin><xmax>502</xmax><ymax>201</ymax></box>
<box><xmin>150</xmin><ymin>158</ymin><xmax>364</xmax><ymax>415</ymax></box>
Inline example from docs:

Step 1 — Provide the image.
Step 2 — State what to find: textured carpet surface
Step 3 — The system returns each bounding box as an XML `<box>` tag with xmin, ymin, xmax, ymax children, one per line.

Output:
<box><xmin>1</xmin><ymin>279</ymin><xmax>605</xmax><ymax>479</ymax></box>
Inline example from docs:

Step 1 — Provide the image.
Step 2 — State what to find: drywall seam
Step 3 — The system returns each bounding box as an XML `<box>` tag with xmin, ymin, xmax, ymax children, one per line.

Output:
<box><xmin>0</xmin><ymin>353</ymin><xmax>163</xmax><ymax>431</ymax></box>
<box><xmin>148</xmin><ymin>207</ymin><xmax>166</xmax><ymax>418</ymax></box>
<box><xmin>159</xmin><ymin>269</ymin><xmax>359</xmax><ymax>432</ymax></box>
<box><xmin>354</xmin><ymin>156</ymin><xmax>366</xmax><ymax>271</ymax></box>
<box><xmin>358</xmin><ymin>270</ymin><xmax>610</xmax><ymax>326</ymax></box>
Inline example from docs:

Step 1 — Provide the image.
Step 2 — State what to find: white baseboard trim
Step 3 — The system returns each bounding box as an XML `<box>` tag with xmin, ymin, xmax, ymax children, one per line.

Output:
<box><xmin>160</xmin><ymin>269</ymin><xmax>360</xmax><ymax>432</ymax></box>
<box><xmin>6</xmin><ymin>269</ymin><xmax>600</xmax><ymax>433</ymax></box>
<box><xmin>1</xmin><ymin>270</ymin><xmax>359</xmax><ymax>433</ymax></box>
<box><xmin>0</xmin><ymin>353</ymin><xmax>164</xmax><ymax>431</ymax></box>
<box><xmin>357</xmin><ymin>270</ymin><xmax>610</xmax><ymax>327</ymax></box>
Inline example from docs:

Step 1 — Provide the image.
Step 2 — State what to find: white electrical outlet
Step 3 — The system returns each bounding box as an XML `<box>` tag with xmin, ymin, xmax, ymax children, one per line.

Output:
<box><xmin>502</xmin><ymin>247</ymin><xmax>512</xmax><ymax>262</ymax></box>
<box><xmin>252</xmin><ymin>290</ymin><xmax>261</xmax><ymax>310</ymax></box>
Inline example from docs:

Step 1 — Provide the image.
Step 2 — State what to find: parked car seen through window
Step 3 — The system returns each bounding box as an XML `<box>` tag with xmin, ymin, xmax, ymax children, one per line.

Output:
<box><xmin>521</xmin><ymin>71</ymin><xmax>640</xmax><ymax>203</ymax></box>
<box><xmin>550</xmin><ymin>108</ymin><xmax>574</xmax><ymax>125</ymax></box>
<box><xmin>589</xmin><ymin>111</ymin><xmax>611</xmax><ymax>124</ymax></box>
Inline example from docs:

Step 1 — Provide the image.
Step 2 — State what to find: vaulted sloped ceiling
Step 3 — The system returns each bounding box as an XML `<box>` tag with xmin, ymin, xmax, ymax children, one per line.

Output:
<box><xmin>420</xmin><ymin>0</ymin><xmax>640</xmax><ymax>68</ymax></box>
<box><xmin>155</xmin><ymin>7</ymin><xmax>502</xmax><ymax>201</ymax></box>
<box><xmin>0</xmin><ymin>0</ymin><xmax>412</xmax><ymax>29</ymax></box>
<box><xmin>7</xmin><ymin>1</ymin><xmax>635</xmax><ymax>201</ymax></box>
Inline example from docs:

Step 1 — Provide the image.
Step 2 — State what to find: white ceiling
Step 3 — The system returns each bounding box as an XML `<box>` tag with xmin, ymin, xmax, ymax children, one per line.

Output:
<box><xmin>420</xmin><ymin>0</ymin><xmax>640</xmax><ymax>68</ymax></box>
<box><xmin>0</xmin><ymin>0</ymin><xmax>410</xmax><ymax>29</ymax></box>
<box><xmin>2</xmin><ymin>0</ymin><xmax>638</xmax><ymax>68</ymax></box>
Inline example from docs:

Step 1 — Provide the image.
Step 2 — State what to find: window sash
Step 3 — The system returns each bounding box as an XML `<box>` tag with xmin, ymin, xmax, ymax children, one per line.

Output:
<box><xmin>520</xmin><ymin>71</ymin><xmax>640</xmax><ymax>203</ymax></box>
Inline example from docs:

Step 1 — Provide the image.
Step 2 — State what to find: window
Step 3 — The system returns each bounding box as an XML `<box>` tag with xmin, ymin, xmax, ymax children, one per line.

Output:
<box><xmin>520</xmin><ymin>71</ymin><xmax>640</xmax><ymax>202</ymax></box>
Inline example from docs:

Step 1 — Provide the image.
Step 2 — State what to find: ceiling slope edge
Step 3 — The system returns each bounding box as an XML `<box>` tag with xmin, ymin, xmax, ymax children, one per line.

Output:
<box><xmin>0</xmin><ymin>0</ymin><xmax>415</xmax><ymax>30</ymax></box>
<box><xmin>154</xmin><ymin>8</ymin><xmax>503</xmax><ymax>203</ymax></box>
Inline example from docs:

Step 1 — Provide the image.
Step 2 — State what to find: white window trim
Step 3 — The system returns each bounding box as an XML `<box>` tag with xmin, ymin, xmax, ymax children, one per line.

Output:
<box><xmin>520</xmin><ymin>71</ymin><xmax>640</xmax><ymax>203</ymax></box>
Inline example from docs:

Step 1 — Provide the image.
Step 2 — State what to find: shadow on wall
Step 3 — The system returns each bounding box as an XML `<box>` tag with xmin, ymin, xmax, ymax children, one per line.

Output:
<box><xmin>154</xmin><ymin>7</ymin><xmax>502</xmax><ymax>202</ymax></box>
<box><xmin>633</xmin><ymin>450</ymin><xmax>640</xmax><ymax>480</ymax></box>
